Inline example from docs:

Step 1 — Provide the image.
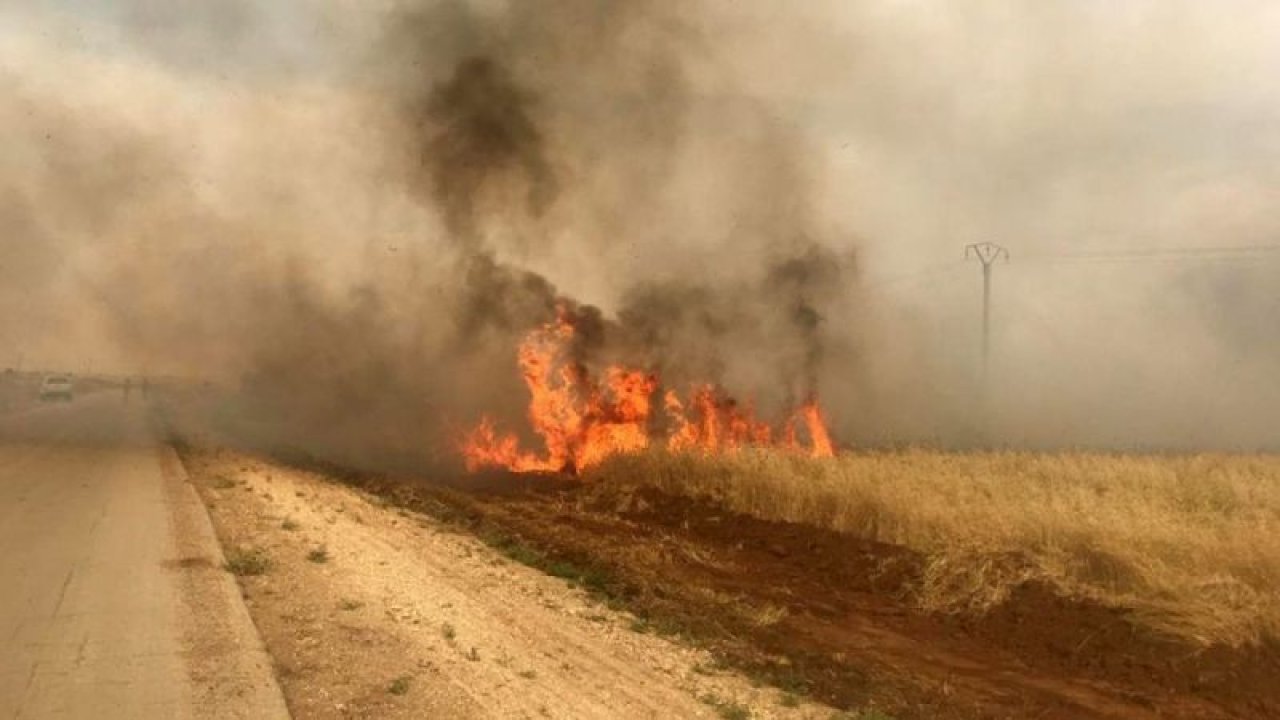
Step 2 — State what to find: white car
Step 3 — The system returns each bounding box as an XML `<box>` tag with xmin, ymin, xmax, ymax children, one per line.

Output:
<box><xmin>39</xmin><ymin>375</ymin><xmax>73</xmax><ymax>402</ymax></box>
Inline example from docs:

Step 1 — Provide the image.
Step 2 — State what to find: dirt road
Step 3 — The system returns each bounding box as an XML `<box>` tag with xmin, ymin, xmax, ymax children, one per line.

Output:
<box><xmin>183</xmin><ymin>448</ymin><xmax>843</xmax><ymax>720</ymax></box>
<box><xmin>0</xmin><ymin>396</ymin><xmax>288</xmax><ymax>719</ymax></box>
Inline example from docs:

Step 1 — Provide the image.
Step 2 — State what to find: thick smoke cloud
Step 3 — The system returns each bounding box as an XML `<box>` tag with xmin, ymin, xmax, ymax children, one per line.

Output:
<box><xmin>420</xmin><ymin>56</ymin><xmax>557</xmax><ymax>244</ymax></box>
<box><xmin>3</xmin><ymin>1</ymin><xmax>1280</xmax><ymax>463</ymax></box>
<box><xmin>0</xmin><ymin>0</ymin><xmax>855</xmax><ymax>469</ymax></box>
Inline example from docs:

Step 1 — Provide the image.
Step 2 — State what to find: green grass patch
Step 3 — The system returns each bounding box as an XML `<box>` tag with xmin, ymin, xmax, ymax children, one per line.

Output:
<box><xmin>480</xmin><ymin>532</ymin><xmax>618</xmax><ymax>599</ymax></box>
<box><xmin>700</xmin><ymin>693</ymin><xmax>751</xmax><ymax>720</ymax></box>
<box><xmin>388</xmin><ymin>676</ymin><xmax>411</xmax><ymax>695</ymax></box>
<box><xmin>223</xmin><ymin>547</ymin><xmax>271</xmax><ymax>576</ymax></box>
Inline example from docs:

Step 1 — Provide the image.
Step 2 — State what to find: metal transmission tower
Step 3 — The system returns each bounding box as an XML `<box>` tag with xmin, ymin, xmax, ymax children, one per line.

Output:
<box><xmin>964</xmin><ymin>242</ymin><xmax>1009</xmax><ymax>381</ymax></box>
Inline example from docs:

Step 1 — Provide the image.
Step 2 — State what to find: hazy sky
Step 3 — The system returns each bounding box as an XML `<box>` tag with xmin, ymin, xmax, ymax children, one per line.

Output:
<box><xmin>4</xmin><ymin>1</ymin><xmax>1280</xmax><ymax>449</ymax></box>
<box><xmin>10</xmin><ymin>1</ymin><xmax>1280</xmax><ymax>258</ymax></box>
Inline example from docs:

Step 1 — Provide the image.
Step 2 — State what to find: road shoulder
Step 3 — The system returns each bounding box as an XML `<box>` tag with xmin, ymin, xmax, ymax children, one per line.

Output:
<box><xmin>159</xmin><ymin>445</ymin><xmax>292</xmax><ymax>720</ymax></box>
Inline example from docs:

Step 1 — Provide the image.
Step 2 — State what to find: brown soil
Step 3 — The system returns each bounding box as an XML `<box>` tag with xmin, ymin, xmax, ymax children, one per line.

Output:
<box><xmin>322</xmin><ymin>468</ymin><xmax>1280</xmax><ymax>720</ymax></box>
<box><xmin>180</xmin><ymin>447</ymin><xmax>844</xmax><ymax>719</ymax></box>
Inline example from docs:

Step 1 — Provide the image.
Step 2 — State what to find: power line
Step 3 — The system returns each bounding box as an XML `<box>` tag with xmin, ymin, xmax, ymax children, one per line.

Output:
<box><xmin>1023</xmin><ymin>243</ymin><xmax>1280</xmax><ymax>263</ymax></box>
<box><xmin>864</xmin><ymin>243</ymin><xmax>1280</xmax><ymax>290</ymax></box>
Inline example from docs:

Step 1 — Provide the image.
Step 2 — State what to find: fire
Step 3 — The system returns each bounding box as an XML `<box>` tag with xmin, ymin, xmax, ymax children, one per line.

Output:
<box><xmin>665</xmin><ymin>387</ymin><xmax>773</xmax><ymax>452</ymax></box>
<box><xmin>798</xmin><ymin>400</ymin><xmax>835</xmax><ymax>458</ymax></box>
<box><xmin>461</xmin><ymin>308</ymin><xmax>837</xmax><ymax>473</ymax></box>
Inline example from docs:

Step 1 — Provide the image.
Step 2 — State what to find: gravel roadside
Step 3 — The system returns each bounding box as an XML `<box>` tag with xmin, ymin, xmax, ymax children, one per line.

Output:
<box><xmin>182</xmin><ymin>447</ymin><xmax>837</xmax><ymax>720</ymax></box>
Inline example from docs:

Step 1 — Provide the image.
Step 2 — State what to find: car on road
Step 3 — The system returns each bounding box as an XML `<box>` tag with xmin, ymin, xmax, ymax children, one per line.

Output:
<box><xmin>39</xmin><ymin>375</ymin><xmax>74</xmax><ymax>402</ymax></box>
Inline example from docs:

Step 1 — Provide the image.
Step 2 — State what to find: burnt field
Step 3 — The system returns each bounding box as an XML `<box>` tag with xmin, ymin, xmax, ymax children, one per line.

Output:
<box><xmin>245</xmin><ymin>445</ymin><xmax>1280</xmax><ymax>720</ymax></box>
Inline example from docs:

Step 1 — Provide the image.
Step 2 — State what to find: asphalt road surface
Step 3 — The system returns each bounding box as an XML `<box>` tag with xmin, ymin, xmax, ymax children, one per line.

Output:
<box><xmin>0</xmin><ymin>392</ymin><xmax>289</xmax><ymax>719</ymax></box>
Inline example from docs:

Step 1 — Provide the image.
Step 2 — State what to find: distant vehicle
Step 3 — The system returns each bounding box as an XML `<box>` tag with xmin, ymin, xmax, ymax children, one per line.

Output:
<box><xmin>39</xmin><ymin>376</ymin><xmax>74</xmax><ymax>402</ymax></box>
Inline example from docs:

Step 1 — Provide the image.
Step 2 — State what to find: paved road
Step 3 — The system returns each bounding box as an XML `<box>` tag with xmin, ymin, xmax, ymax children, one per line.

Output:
<box><xmin>0</xmin><ymin>393</ymin><xmax>289</xmax><ymax>719</ymax></box>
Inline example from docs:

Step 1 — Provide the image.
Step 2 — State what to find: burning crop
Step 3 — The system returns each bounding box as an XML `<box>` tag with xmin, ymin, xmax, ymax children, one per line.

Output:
<box><xmin>461</xmin><ymin>305</ymin><xmax>835</xmax><ymax>474</ymax></box>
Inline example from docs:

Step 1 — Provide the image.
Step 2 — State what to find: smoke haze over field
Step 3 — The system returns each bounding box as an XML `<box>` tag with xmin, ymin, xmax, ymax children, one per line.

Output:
<box><xmin>3</xmin><ymin>1</ymin><xmax>1280</xmax><ymax>461</ymax></box>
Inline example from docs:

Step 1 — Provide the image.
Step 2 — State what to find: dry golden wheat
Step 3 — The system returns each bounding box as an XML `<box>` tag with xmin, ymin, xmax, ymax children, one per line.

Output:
<box><xmin>585</xmin><ymin>449</ymin><xmax>1280</xmax><ymax>647</ymax></box>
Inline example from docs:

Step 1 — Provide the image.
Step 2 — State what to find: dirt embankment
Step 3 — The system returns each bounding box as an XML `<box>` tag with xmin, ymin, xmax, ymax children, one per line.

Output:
<box><xmin>180</xmin><ymin>447</ymin><xmax>845</xmax><ymax>720</ymax></box>
<box><xmin>309</xmin><ymin>464</ymin><xmax>1280</xmax><ymax>720</ymax></box>
<box><xmin>178</xmin><ymin>440</ymin><xmax>1280</xmax><ymax>720</ymax></box>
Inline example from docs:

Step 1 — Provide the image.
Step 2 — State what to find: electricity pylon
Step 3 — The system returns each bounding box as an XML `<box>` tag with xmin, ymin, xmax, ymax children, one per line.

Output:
<box><xmin>964</xmin><ymin>242</ymin><xmax>1009</xmax><ymax>382</ymax></box>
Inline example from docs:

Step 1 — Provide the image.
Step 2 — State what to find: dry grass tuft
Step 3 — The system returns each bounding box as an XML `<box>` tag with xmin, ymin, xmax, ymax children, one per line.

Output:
<box><xmin>585</xmin><ymin>449</ymin><xmax>1280</xmax><ymax>647</ymax></box>
<box><xmin>748</xmin><ymin>602</ymin><xmax>790</xmax><ymax>628</ymax></box>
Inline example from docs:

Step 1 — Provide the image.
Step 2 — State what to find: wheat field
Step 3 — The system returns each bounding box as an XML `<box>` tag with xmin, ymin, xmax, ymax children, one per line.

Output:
<box><xmin>585</xmin><ymin>449</ymin><xmax>1280</xmax><ymax>647</ymax></box>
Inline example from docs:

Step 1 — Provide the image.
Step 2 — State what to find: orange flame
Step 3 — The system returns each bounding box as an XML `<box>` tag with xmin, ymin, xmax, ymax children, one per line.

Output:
<box><xmin>461</xmin><ymin>308</ymin><xmax>838</xmax><ymax>473</ymax></box>
<box><xmin>799</xmin><ymin>399</ymin><xmax>835</xmax><ymax>458</ymax></box>
<box><xmin>665</xmin><ymin>386</ymin><xmax>773</xmax><ymax>452</ymax></box>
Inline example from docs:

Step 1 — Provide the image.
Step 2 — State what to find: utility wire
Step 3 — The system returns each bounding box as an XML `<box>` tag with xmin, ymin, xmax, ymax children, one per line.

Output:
<box><xmin>865</xmin><ymin>243</ymin><xmax>1280</xmax><ymax>287</ymax></box>
<box><xmin>1022</xmin><ymin>243</ymin><xmax>1280</xmax><ymax>263</ymax></box>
